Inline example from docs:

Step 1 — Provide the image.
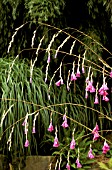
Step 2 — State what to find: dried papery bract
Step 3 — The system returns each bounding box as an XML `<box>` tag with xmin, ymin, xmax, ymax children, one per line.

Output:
<box><xmin>45</xmin><ymin>30</ymin><xmax>62</xmax><ymax>82</ymax></box>
<box><xmin>67</xmin><ymin>70</ymin><xmax>70</xmax><ymax>91</ymax></box>
<box><xmin>7</xmin><ymin>55</ymin><xmax>19</xmax><ymax>83</ymax></box>
<box><xmin>7</xmin><ymin>24</ymin><xmax>25</xmax><ymax>53</ymax></box>
<box><xmin>46</xmin><ymin>30</ymin><xmax>62</xmax><ymax>60</ymax></box>
<box><xmin>30</xmin><ymin>35</ymin><xmax>45</xmax><ymax>83</ymax></box>
<box><xmin>70</xmin><ymin>40</ymin><xmax>76</xmax><ymax>55</ymax></box>
<box><xmin>54</xmin><ymin>35</ymin><xmax>70</xmax><ymax>58</ymax></box>
<box><xmin>58</xmin><ymin>155</ymin><xmax>62</xmax><ymax>170</ymax></box>
<box><xmin>32</xmin><ymin>112</ymin><xmax>39</xmax><ymax>133</ymax></box>
<box><xmin>55</xmin><ymin>159</ymin><xmax>59</xmax><ymax>170</ymax></box>
<box><xmin>82</xmin><ymin>50</ymin><xmax>86</xmax><ymax>73</ymax></box>
<box><xmin>47</xmin><ymin>66</ymin><xmax>60</xmax><ymax>100</ymax></box>
<box><xmin>31</xmin><ymin>30</ymin><xmax>36</xmax><ymax>48</ymax></box>
<box><xmin>94</xmin><ymin>82</ymin><xmax>99</xmax><ymax>104</ymax></box>
<box><xmin>0</xmin><ymin>104</ymin><xmax>14</xmax><ymax>127</ymax></box>
<box><xmin>7</xmin><ymin>126</ymin><xmax>14</xmax><ymax>151</ymax></box>
<box><xmin>76</xmin><ymin>54</ymin><xmax>81</xmax><ymax>77</ymax></box>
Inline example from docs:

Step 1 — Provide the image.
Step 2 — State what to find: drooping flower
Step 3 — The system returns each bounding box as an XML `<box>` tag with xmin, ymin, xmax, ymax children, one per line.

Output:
<box><xmin>24</xmin><ymin>139</ymin><xmax>29</xmax><ymax>147</ymax></box>
<box><xmin>53</xmin><ymin>137</ymin><xmax>59</xmax><ymax>147</ymax></box>
<box><xmin>55</xmin><ymin>80</ymin><xmax>61</xmax><ymax>86</ymax></box>
<box><xmin>30</xmin><ymin>77</ymin><xmax>32</xmax><ymax>84</ymax></box>
<box><xmin>62</xmin><ymin>120</ymin><xmax>69</xmax><ymax>128</ymax></box>
<box><xmin>76</xmin><ymin>69</ymin><xmax>80</xmax><ymax>78</ymax></box>
<box><xmin>94</xmin><ymin>96</ymin><xmax>99</xmax><ymax>104</ymax></box>
<box><xmin>82</xmin><ymin>66</ymin><xmax>85</xmax><ymax>74</ymax></box>
<box><xmin>22</xmin><ymin>120</ymin><xmax>26</xmax><ymax>126</ymax></box>
<box><xmin>32</xmin><ymin>127</ymin><xmax>36</xmax><ymax>133</ymax></box>
<box><xmin>86</xmin><ymin>81</ymin><xmax>95</xmax><ymax>93</ymax></box>
<box><xmin>62</xmin><ymin>114</ymin><xmax>69</xmax><ymax>128</ymax></box>
<box><xmin>93</xmin><ymin>131</ymin><xmax>100</xmax><ymax>141</ymax></box>
<box><xmin>66</xmin><ymin>163</ymin><xmax>70</xmax><ymax>170</ymax></box>
<box><xmin>92</xmin><ymin>123</ymin><xmax>100</xmax><ymax>141</ymax></box>
<box><xmin>92</xmin><ymin>123</ymin><xmax>99</xmax><ymax>134</ymax></box>
<box><xmin>88</xmin><ymin>148</ymin><xmax>94</xmax><ymax>159</ymax></box>
<box><xmin>102</xmin><ymin>141</ymin><xmax>110</xmax><ymax>154</ymax></box>
<box><xmin>55</xmin><ymin>78</ymin><xmax>64</xmax><ymax>87</ymax></box>
<box><xmin>48</xmin><ymin>122</ymin><xmax>54</xmax><ymax>132</ymax></box>
<box><xmin>102</xmin><ymin>95</ymin><xmax>109</xmax><ymax>102</ymax></box>
<box><xmin>70</xmin><ymin>72</ymin><xmax>77</xmax><ymax>81</ymax></box>
<box><xmin>70</xmin><ymin>138</ymin><xmax>76</xmax><ymax>149</ymax></box>
<box><xmin>47</xmin><ymin>55</ymin><xmax>50</xmax><ymax>63</ymax></box>
<box><xmin>76</xmin><ymin>158</ymin><xmax>82</xmax><ymax>168</ymax></box>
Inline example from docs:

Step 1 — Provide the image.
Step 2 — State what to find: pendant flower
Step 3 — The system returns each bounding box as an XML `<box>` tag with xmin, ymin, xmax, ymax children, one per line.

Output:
<box><xmin>92</xmin><ymin>123</ymin><xmax>100</xmax><ymax>141</ymax></box>
<box><xmin>88</xmin><ymin>148</ymin><xmax>94</xmax><ymax>159</ymax></box>
<box><xmin>55</xmin><ymin>78</ymin><xmax>64</xmax><ymax>87</ymax></box>
<box><xmin>102</xmin><ymin>141</ymin><xmax>110</xmax><ymax>154</ymax></box>
<box><xmin>70</xmin><ymin>72</ymin><xmax>77</xmax><ymax>81</ymax></box>
<box><xmin>66</xmin><ymin>163</ymin><xmax>70</xmax><ymax>170</ymax></box>
<box><xmin>48</xmin><ymin>122</ymin><xmax>54</xmax><ymax>132</ymax></box>
<box><xmin>32</xmin><ymin>127</ymin><xmax>36</xmax><ymax>133</ymax></box>
<box><xmin>70</xmin><ymin>138</ymin><xmax>76</xmax><ymax>149</ymax></box>
<box><xmin>76</xmin><ymin>158</ymin><xmax>82</xmax><ymax>168</ymax></box>
<box><xmin>24</xmin><ymin>139</ymin><xmax>29</xmax><ymax>147</ymax></box>
<box><xmin>53</xmin><ymin>137</ymin><xmax>59</xmax><ymax>147</ymax></box>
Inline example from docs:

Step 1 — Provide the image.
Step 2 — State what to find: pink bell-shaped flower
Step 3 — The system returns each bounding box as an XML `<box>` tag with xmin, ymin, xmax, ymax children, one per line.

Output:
<box><xmin>76</xmin><ymin>69</ymin><xmax>80</xmax><ymax>78</ymax></box>
<box><xmin>62</xmin><ymin>120</ymin><xmax>69</xmax><ymax>128</ymax></box>
<box><xmin>70</xmin><ymin>72</ymin><xmax>77</xmax><ymax>81</ymax></box>
<box><xmin>48</xmin><ymin>122</ymin><xmax>54</xmax><ymax>132</ymax></box>
<box><xmin>76</xmin><ymin>158</ymin><xmax>82</xmax><ymax>168</ymax></box>
<box><xmin>55</xmin><ymin>80</ymin><xmax>61</xmax><ymax>86</ymax></box>
<box><xmin>94</xmin><ymin>96</ymin><xmax>99</xmax><ymax>104</ymax></box>
<box><xmin>88</xmin><ymin>148</ymin><xmax>94</xmax><ymax>159</ymax></box>
<box><xmin>24</xmin><ymin>139</ymin><xmax>29</xmax><ymax>147</ymax></box>
<box><xmin>92</xmin><ymin>123</ymin><xmax>99</xmax><ymax>134</ymax></box>
<box><xmin>102</xmin><ymin>141</ymin><xmax>110</xmax><ymax>154</ymax></box>
<box><xmin>93</xmin><ymin>131</ymin><xmax>100</xmax><ymax>141</ymax></box>
<box><xmin>70</xmin><ymin>138</ymin><xmax>76</xmax><ymax>149</ymax></box>
<box><xmin>53</xmin><ymin>137</ymin><xmax>59</xmax><ymax>147</ymax></box>
<box><xmin>66</xmin><ymin>163</ymin><xmax>70</xmax><ymax>170</ymax></box>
